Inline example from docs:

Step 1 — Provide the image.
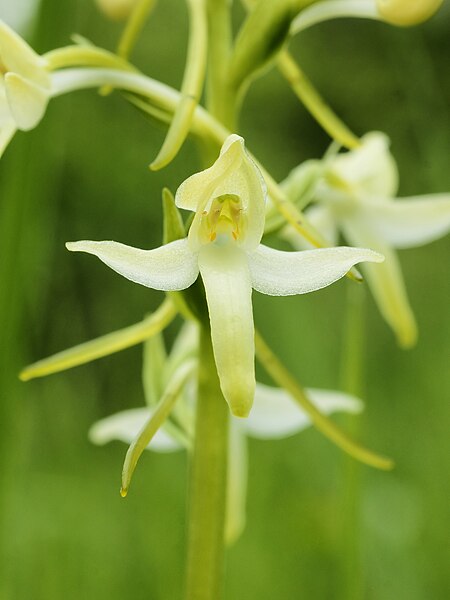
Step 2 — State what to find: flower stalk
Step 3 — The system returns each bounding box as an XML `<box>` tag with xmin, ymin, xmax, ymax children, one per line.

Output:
<box><xmin>184</xmin><ymin>322</ymin><xmax>229</xmax><ymax>600</ymax></box>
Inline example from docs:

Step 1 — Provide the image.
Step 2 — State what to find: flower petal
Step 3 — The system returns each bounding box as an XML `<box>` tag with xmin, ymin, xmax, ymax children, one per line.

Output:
<box><xmin>198</xmin><ymin>243</ymin><xmax>255</xmax><ymax>417</ymax></box>
<box><xmin>89</xmin><ymin>408</ymin><xmax>184</xmax><ymax>452</ymax></box>
<box><xmin>245</xmin><ymin>382</ymin><xmax>362</xmax><ymax>439</ymax></box>
<box><xmin>326</xmin><ymin>131</ymin><xmax>398</xmax><ymax>198</ymax></box>
<box><xmin>363</xmin><ymin>195</ymin><xmax>450</xmax><ymax>249</ymax></box>
<box><xmin>341</xmin><ymin>217</ymin><xmax>417</xmax><ymax>347</ymax></box>
<box><xmin>177</xmin><ymin>134</ymin><xmax>267</xmax><ymax>251</ymax></box>
<box><xmin>0</xmin><ymin>20</ymin><xmax>49</xmax><ymax>88</ymax></box>
<box><xmin>248</xmin><ymin>244</ymin><xmax>383</xmax><ymax>296</ymax></box>
<box><xmin>4</xmin><ymin>72</ymin><xmax>49</xmax><ymax>130</ymax></box>
<box><xmin>175</xmin><ymin>134</ymin><xmax>245</xmax><ymax>213</ymax></box>
<box><xmin>66</xmin><ymin>238</ymin><xmax>199</xmax><ymax>291</ymax></box>
<box><xmin>225</xmin><ymin>421</ymin><xmax>248</xmax><ymax>546</ymax></box>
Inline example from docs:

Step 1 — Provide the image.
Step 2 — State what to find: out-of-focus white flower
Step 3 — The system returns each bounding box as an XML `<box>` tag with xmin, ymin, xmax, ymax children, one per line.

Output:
<box><xmin>282</xmin><ymin>132</ymin><xmax>450</xmax><ymax>347</ymax></box>
<box><xmin>0</xmin><ymin>19</ymin><xmax>50</xmax><ymax>156</ymax></box>
<box><xmin>67</xmin><ymin>134</ymin><xmax>383</xmax><ymax>417</ymax></box>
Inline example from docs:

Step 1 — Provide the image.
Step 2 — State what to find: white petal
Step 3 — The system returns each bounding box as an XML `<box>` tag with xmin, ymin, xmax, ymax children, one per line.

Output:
<box><xmin>176</xmin><ymin>134</ymin><xmax>247</xmax><ymax>212</ymax></box>
<box><xmin>248</xmin><ymin>244</ymin><xmax>383</xmax><ymax>296</ymax></box>
<box><xmin>89</xmin><ymin>408</ymin><xmax>184</xmax><ymax>452</ymax></box>
<box><xmin>0</xmin><ymin>20</ymin><xmax>49</xmax><ymax>88</ymax></box>
<box><xmin>66</xmin><ymin>238</ymin><xmax>199</xmax><ymax>291</ymax></box>
<box><xmin>225</xmin><ymin>422</ymin><xmax>248</xmax><ymax>546</ymax></box>
<box><xmin>4</xmin><ymin>72</ymin><xmax>49</xmax><ymax>130</ymax></box>
<box><xmin>363</xmin><ymin>195</ymin><xmax>450</xmax><ymax>249</ymax></box>
<box><xmin>245</xmin><ymin>383</ymin><xmax>362</xmax><ymax>439</ymax></box>
<box><xmin>198</xmin><ymin>243</ymin><xmax>255</xmax><ymax>417</ymax></box>
<box><xmin>291</xmin><ymin>0</ymin><xmax>380</xmax><ymax>35</ymax></box>
<box><xmin>281</xmin><ymin>204</ymin><xmax>338</xmax><ymax>250</ymax></box>
<box><xmin>0</xmin><ymin>119</ymin><xmax>16</xmax><ymax>157</ymax></box>
<box><xmin>326</xmin><ymin>131</ymin><xmax>398</xmax><ymax>198</ymax></box>
<box><xmin>341</xmin><ymin>217</ymin><xmax>417</xmax><ymax>347</ymax></box>
<box><xmin>177</xmin><ymin>134</ymin><xmax>266</xmax><ymax>251</ymax></box>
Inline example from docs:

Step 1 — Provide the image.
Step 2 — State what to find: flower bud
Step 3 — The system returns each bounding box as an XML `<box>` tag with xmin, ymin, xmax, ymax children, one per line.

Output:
<box><xmin>376</xmin><ymin>0</ymin><xmax>444</xmax><ymax>26</ymax></box>
<box><xmin>95</xmin><ymin>0</ymin><xmax>140</xmax><ymax>21</ymax></box>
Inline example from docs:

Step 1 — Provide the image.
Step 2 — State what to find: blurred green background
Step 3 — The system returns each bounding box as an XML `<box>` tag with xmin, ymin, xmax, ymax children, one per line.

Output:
<box><xmin>0</xmin><ymin>0</ymin><xmax>449</xmax><ymax>598</ymax></box>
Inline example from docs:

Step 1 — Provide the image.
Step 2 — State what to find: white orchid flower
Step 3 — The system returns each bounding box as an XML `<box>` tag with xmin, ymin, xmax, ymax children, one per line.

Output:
<box><xmin>282</xmin><ymin>132</ymin><xmax>450</xmax><ymax>348</ymax></box>
<box><xmin>90</xmin><ymin>322</ymin><xmax>363</xmax><ymax>544</ymax></box>
<box><xmin>67</xmin><ymin>134</ymin><xmax>383</xmax><ymax>417</ymax></box>
<box><xmin>0</xmin><ymin>20</ymin><xmax>51</xmax><ymax>156</ymax></box>
<box><xmin>291</xmin><ymin>0</ymin><xmax>444</xmax><ymax>34</ymax></box>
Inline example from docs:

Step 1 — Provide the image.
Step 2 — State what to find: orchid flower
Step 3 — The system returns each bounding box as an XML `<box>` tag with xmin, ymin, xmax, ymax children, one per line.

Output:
<box><xmin>0</xmin><ymin>20</ymin><xmax>51</xmax><ymax>157</ymax></box>
<box><xmin>66</xmin><ymin>134</ymin><xmax>383</xmax><ymax>417</ymax></box>
<box><xmin>291</xmin><ymin>0</ymin><xmax>444</xmax><ymax>35</ymax></box>
<box><xmin>90</xmin><ymin>322</ymin><xmax>363</xmax><ymax>544</ymax></box>
<box><xmin>281</xmin><ymin>132</ymin><xmax>450</xmax><ymax>348</ymax></box>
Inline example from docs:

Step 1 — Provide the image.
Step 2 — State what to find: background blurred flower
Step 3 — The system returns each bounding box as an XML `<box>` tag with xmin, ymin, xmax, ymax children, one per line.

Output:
<box><xmin>282</xmin><ymin>132</ymin><xmax>450</xmax><ymax>347</ymax></box>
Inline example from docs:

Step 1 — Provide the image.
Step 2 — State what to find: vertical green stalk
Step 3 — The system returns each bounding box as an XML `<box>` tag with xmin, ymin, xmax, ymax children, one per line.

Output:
<box><xmin>206</xmin><ymin>0</ymin><xmax>236</xmax><ymax>130</ymax></box>
<box><xmin>184</xmin><ymin>322</ymin><xmax>229</xmax><ymax>600</ymax></box>
<box><xmin>339</xmin><ymin>282</ymin><xmax>366</xmax><ymax>600</ymax></box>
<box><xmin>184</xmin><ymin>4</ymin><xmax>236</xmax><ymax>597</ymax></box>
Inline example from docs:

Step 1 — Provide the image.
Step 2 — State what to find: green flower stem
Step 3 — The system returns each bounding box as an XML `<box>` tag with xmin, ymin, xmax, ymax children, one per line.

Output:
<box><xmin>277</xmin><ymin>49</ymin><xmax>360</xmax><ymax>149</ymax></box>
<box><xmin>183</xmin><ymin>5</ymin><xmax>234</xmax><ymax>595</ymax></box>
<box><xmin>255</xmin><ymin>329</ymin><xmax>394</xmax><ymax>470</ymax></box>
<box><xmin>184</xmin><ymin>323</ymin><xmax>229</xmax><ymax>600</ymax></box>
<box><xmin>44</xmin><ymin>45</ymin><xmax>135</xmax><ymax>72</ymax></box>
<box><xmin>206</xmin><ymin>0</ymin><xmax>236</xmax><ymax>130</ymax></box>
<box><xmin>150</xmin><ymin>0</ymin><xmax>208</xmax><ymax>170</ymax></box>
<box><xmin>19</xmin><ymin>298</ymin><xmax>176</xmax><ymax>381</ymax></box>
<box><xmin>117</xmin><ymin>0</ymin><xmax>158</xmax><ymax>59</ymax></box>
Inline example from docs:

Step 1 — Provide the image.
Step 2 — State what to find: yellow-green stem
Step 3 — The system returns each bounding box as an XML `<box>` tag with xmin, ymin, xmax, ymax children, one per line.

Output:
<box><xmin>255</xmin><ymin>329</ymin><xmax>394</xmax><ymax>470</ymax></box>
<box><xmin>184</xmin><ymin>323</ymin><xmax>229</xmax><ymax>600</ymax></box>
<box><xmin>44</xmin><ymin>45</ymin><xmax>135</xmax><ymax>72</ymax></box>
<box><xmin>117</xmin><ymin>0</ymin><xmax>158</xmax><ymax>59</ymax></box>
<box><xmin>20</xmin><ymin>298</ymin><xmax>176</xmax><ymax>380</ymax></box>
<box><xmin>277</xmin><ymin>49</ymin><xmax>360</xmax><ymax>149</ymax></box>
<box><xmin>206</xmin><ymin>0</ymin><xmax>236</xmax><ymax>130</ymax></box>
